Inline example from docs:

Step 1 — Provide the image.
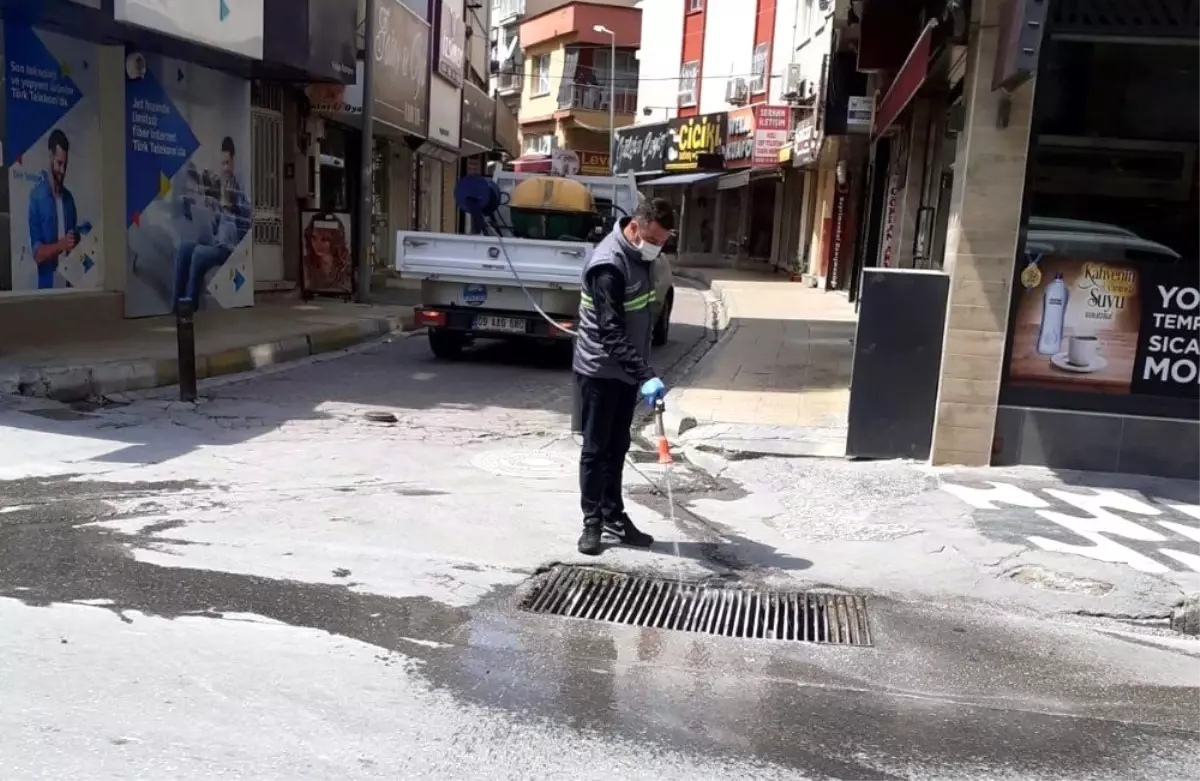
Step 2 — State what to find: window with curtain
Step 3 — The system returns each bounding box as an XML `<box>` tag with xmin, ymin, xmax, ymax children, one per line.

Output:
<box><xmin>678</xmin><ymin>61</ymin><xmax>699</xmax><ymax>106</ymax></box>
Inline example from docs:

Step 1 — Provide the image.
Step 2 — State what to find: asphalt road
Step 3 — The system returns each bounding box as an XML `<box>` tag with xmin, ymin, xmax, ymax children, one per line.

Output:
<box><xmin>0</xmin><ymin>283</ymin><xmax>1196</xmax><ymax>780</ymax></box>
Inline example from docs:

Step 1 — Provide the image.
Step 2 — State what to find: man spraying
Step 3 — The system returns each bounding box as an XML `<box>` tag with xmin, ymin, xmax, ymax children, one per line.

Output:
<box><xmin>573</xmin><ymin>196</ymin><xmax>675</xmax><ymax>556</ymax></box>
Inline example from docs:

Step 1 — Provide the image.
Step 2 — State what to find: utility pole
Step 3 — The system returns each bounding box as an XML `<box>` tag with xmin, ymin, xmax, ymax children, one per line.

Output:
<box><xmin>356</xmin><ymin>0</ymin><xmax>378</xmax><ymax>303</ymax></box>
<box><xmin>593</xmin><ymin>25</ymin><xmax>616</xmax><ymax>169</ymax></box>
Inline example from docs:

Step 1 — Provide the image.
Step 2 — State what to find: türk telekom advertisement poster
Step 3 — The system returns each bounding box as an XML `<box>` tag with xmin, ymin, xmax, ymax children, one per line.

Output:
<box><xmin>5</xmin><ymin>24</ymin><xmax>105</xmax><ymax>292</ymax></box>
<box><xmin>300</xmin><ymin>210</ymin><xmax>353</xmax><ymax>298</ymax></box>
<box><xmin>1007</xmin><ymin>254</ymin><xmax>1198</xmax><ymax>400</ymax></box>
<box><xmin>124</xmin><ymin>53</ymin><xmax>253</xmax><ymax>318</ymax></box>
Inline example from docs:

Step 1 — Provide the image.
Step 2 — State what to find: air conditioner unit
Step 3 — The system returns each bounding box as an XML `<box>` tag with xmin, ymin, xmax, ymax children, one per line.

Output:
<box><xmin>725</xmin><ymin>77</ymin><xmax>749</xmax><ymax>106</ymax></box>
<box><xmin>782</xmin><ymin>63</ymin><xmax>806</xmax><ymax>101</ymax></box>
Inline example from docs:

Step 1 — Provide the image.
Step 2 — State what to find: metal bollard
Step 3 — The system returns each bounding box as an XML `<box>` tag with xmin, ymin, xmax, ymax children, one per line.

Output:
<box><xmin>176</xmin><ymin>298</ymin><xmax>198</xmax><ymax>403</ymax></box>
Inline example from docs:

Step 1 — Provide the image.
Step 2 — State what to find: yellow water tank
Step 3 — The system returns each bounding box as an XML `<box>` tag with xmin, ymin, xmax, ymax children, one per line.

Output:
<box><xmin>509</xmin><ymin>176</ymin><xmax>595</xmax><ymax>214</ymax></box>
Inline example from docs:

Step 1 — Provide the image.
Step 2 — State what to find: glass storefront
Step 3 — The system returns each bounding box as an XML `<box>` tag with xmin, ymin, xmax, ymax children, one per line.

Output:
<box><xmin>1001</xmin><ymin>34</ymin><xmax>1199</xmax><ymax>421</ymax></box>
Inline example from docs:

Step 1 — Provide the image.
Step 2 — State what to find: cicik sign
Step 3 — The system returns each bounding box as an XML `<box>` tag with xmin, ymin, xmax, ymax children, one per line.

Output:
<box><xmin>665</xmin><ymin>113</ymin><xmax>727</xmax><ymax>171</ymax></box>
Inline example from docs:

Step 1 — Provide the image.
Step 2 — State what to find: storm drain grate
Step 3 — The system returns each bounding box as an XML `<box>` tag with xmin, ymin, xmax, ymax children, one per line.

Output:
<box><xmin>520</xmin><ymin>566</ymin><xmax>872</xmax><ymax>646</ymax></box>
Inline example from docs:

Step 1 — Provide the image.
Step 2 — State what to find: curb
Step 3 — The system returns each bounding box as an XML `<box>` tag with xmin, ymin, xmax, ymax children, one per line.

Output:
<box><xmin>1171</xmin><ymin>593</ymin><xmax>1200</xmax><ymax>635</ymax></box>
<box><xmin>672</xmin><ymin>269</ymin><xmax>733</xmax><ymax>333</ymax></box>
<box><xmin>0</xmin><ymin>313</ymin><xmax>412</xmax><ymax>402</ymax></box>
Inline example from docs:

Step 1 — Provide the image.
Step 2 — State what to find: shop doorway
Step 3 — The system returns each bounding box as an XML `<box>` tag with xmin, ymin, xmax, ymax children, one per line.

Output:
<box><xmin>748</xmin><ymin>179</ymin><xmax>777</xmax><ymax>261</ymax></box>
<box><xmin>318</xmin><ymin>123</ymin><xmax>361</xmax><ymax>251</ymax></box>
<box><xmin>849</xmin><ymin>138</ymin><xmax>892</xmax><ymax>304</ymax></box>
<box><xmin>250</xmin><ymin>83</ymin><xmax>285</xmax><ymax>284</ymax></box>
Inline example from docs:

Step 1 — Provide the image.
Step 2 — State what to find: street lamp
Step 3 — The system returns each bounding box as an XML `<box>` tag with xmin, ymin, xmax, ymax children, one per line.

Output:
<box><xmin>593</xmin><ymin>24</ymin><xmax>616</xmax><ymax>171</ymax></box>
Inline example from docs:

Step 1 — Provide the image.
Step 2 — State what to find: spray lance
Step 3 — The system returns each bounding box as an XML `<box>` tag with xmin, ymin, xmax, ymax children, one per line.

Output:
<box><xmin>653</xmin><ymin>398</ymin><xmax>672</xmax><ymax>464</ymax></box>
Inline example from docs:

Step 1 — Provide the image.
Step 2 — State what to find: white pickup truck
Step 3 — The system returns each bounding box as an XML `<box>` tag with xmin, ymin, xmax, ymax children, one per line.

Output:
<box><xmin>396</xmin><ymin>170</ymin><xmax>675</xmax><ymax>359</ymax></box>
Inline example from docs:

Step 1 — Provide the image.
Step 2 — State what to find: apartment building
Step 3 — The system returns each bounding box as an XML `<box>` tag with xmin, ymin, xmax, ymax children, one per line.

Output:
<box><xmin>498</xmin><ymin>1</ymin><xmax>638</xmax><ymax>174</ymax></box>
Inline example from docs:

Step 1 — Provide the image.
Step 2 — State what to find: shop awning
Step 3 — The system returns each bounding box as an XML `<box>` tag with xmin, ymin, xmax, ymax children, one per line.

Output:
<box><xmin>640</xmin><ymin>172</ymin><xmax>723</xmax><ymax>187</ymax></box>
<box><xmin>871</xmin><ymin>19</ymin><xmax>936</xmax><ymax>140</ymax></box>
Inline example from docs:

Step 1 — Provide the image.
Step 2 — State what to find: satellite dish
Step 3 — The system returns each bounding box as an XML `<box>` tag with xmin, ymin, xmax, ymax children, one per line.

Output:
<box><xmin>550</xmin><ymin>148</ymin><xmax>580</xmax><ymax>177</ymax></box>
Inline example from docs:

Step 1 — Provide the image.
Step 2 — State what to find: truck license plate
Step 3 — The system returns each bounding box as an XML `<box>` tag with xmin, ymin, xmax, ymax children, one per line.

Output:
<box><xmin>474</xmin><ymin>315</ymin><xmax>526</xmax><ymax>334</ymax></box>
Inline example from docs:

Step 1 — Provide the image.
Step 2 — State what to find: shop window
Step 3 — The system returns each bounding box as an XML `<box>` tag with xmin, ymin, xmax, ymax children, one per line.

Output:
<box><xmin>678</xmin><ymin>61</ymin><xmax>700</xmax><ymax>107</ymax></box>
<box><xmin>1001</xmin><ymin>37</ymin><xmax>1199</xmax><ymax>420</ymax></box>
<box><xmin>750</xmin><ymin>44</ymin><xmax>769</xmax><ymax>94</ymax></box>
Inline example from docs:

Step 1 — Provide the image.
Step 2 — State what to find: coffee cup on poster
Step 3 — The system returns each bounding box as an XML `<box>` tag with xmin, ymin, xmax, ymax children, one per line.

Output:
<box><xmin>1068</xmin><ymin>334</ymin><xmax>1099</xmax><ymax>367</ymax></box>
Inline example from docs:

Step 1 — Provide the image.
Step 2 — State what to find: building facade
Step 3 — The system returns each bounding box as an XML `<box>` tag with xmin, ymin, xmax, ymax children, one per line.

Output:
<box><xmin>511</xmin><ymin>1</ymin><xmax>640</xmax><ymax>175</ymax></box>
<box><xmin>0</xmin><ymin>0</ymin><xmax>361</xmax><ymax>340</ymax></box>
<box><xmin>619</xmin><ymin>0</ymin><xmax>831</xmax><ymax>266</ymax></box>
<box><xmin>0</xmin><ymin>0</ymin><xmax>516</xmax><ymax>352</ymax></box>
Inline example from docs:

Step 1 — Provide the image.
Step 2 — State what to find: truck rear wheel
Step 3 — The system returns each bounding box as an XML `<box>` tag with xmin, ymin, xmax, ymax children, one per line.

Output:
<box><xmin>428</xmin><ymin>329</ymin><xmax>466</xmax><ymax>359</ymax></box>
<box><xmin>652</xmin><ymin>294</ymin><xmax>673</xmax><ymax>346</ymax></box>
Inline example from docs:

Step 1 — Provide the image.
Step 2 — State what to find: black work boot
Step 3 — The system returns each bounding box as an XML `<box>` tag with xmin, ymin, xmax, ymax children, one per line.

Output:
<box><xmin>603</xmin><ymin>514</ymin><xmax>654</xmax><ymax>548</ymax></box>
<box><xmin>578</xmin><ymin>522</ymin><xmax>603</xmax><ymax>556</ymax></box>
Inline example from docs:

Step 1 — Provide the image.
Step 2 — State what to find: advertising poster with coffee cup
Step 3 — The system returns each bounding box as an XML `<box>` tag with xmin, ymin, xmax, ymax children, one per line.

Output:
<box><xmin>1008</xmin><ymin>257</ymin><xmax>1198</xmax><ymax>399</ymax></box>
<box><xmin>1008</xmin><ymin>257</ymin><xmax>1141</xmax><ymax>393</ymax></box>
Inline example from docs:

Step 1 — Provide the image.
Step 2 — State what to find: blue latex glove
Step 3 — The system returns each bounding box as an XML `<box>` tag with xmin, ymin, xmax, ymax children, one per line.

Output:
<box><xmin>639</xmin><ymin>377</ymin><xmax>665</xmax><ymax>406</ymax></box>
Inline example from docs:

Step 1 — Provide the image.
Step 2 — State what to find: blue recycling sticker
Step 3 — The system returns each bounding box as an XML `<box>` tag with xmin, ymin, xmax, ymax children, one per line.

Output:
<box><xmin>464</xmin><ymin>284</ymin><xmax>487</xmax><ymax>306</ymax></box>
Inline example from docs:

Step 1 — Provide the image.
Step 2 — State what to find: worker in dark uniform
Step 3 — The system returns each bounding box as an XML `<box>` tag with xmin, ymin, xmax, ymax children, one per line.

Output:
<box><xmin>572</xmin><ymin>196</ymin><xmax>675</xmax><ymax>556</ymax></box>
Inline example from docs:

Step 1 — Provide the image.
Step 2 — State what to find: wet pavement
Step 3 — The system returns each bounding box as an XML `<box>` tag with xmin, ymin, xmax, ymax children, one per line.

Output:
<box><xmin>1</xmin><ymin>283</ymin><xmax>1198</xmax><ymax>779</ymax></box>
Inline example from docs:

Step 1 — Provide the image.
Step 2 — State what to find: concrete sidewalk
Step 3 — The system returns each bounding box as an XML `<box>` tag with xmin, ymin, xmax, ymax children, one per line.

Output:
<box><xmin>0</xmin><ymin>297</ymin><xmax>416</xmax><ymax>401</ymax></box>
<box><xmin>668</xmin><ymin>265</ymin><xmax>858</xmax><ymax>457</ymax></box>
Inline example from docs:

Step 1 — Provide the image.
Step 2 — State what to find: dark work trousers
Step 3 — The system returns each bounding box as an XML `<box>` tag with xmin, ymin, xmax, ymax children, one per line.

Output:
<box><xmin>577</xmin><ymin>373</ymin><xmax>639</xmax><ymax>526</ymax></box>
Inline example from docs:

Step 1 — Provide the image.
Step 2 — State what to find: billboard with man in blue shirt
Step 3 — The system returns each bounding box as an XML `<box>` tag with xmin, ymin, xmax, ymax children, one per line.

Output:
<box><xmin>6</xmin><ymin>23</ymin><xmax>104</xmax><ymax>292</ymax></box>
<box><xmin>28</xmin><ymin>129</ymin><xmax>80</xmax><ymax>290</ymax></box>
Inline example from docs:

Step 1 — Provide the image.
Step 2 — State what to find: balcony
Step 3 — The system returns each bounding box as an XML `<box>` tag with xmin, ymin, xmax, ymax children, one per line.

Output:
<box><xmin>494</xmin><ymin>0</ymin><xmax>525</xmax><ymax>24</ymax></box>
<box><xmin>496</xmin><ymin>66</ymin><xmax>523</xmax><ymax>95</ymax></box>
<box><xmin>558</xmin><ymin>84</ymin><xmax>637</xmax><ymax>115</ymax></box>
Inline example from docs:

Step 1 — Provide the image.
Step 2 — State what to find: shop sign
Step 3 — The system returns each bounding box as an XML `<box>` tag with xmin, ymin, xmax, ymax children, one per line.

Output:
<box><xmin>879</xmin><ymin>135</ymin><xmax>907</xmax><ymax>267</ymax></box>
<box><xmin>261</xmin><ymin>0</ymin><xmax>358</xmax><ymax>83</ymax></box>
<box><xmin>665</xmin><ymin>113</ymin><xmax>727</xmax><ymax>171</ymax></box>
<box><xmin>724</xmin><ymin>108</ymin><xmax>755</xmax><ymax>168</ymax></box>
<box><xmin>578</xmin><ymin>150</ymin><xmax>610</xmax><ymax>175</ymax></box>
<box><xmin>428</xmin><ymin>78</ymin><xmax>461</xmax><ymax>149</ymax></box>
<box><xmin>371</xmin><ymin>0</ymin><xmax>431</xmax><ymax>139</ymax></box>
<box><xmin>847</xmin><ymin>96</ymin><xmax>874</xmax><ymax>132</ymax></box>
<box><xmin>114</xmin><ymin>0</ymin><xmax>264</xmax><ymax>59</ymax></box>
<box><xmin>460</xmin><ymin>81</ymin><xmax>495</xmax><ymax>152</ymax></box>
<box><xmin>880</xmin><ymin>173</ymin><xmax>901</xmax><ymax>267</ymax></box>
<box><xmin>1007</xmin><ymin>254</ymin><xmax>1199</xmax><ymax>400</ymax></box>
<box><xmin>792</xmin><ymin>115</ymin><xmax>819</xmax><ymax>167</ymax></box>
<box><xmin>307</xmin><ymin>61</ymin><xmax>364</xmax><ymax>117</ymax></box>
<box><xmin>434</xmin><ymin>0</ymin><xmax>466</xmax><ymax>86</ymax></box>
<box><xmin>825</xmin><ymin>187</ymin><xmax>849</xmax><ymax>290</ymax></box>
<box><xmin>753</xmin><ymin>105</ymin><xmax>790</xmax><ymax>167</ymax></box>
<box><xmin>612</xmin><ymin>122</ymin><xmax>671</xmax><ymax>175</ymax></box>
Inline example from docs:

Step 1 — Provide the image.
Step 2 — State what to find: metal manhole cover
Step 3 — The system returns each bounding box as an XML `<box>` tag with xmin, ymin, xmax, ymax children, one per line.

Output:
<box><xmin>470</xmin><ymin>449</ymin><xmax>575</xmax><ymax>479</ymax></box>
<box><xmin>520</xmin><ymin>565</ymin><xmax>872</xmax><ymax>646</ymax></box>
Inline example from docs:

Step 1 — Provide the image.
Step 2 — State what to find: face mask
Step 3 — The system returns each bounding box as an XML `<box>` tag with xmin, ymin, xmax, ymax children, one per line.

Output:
<box><xmin>637</xmin><ymin>239</ymin><xmax>663</xmax><ymax>261</ymax></box>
